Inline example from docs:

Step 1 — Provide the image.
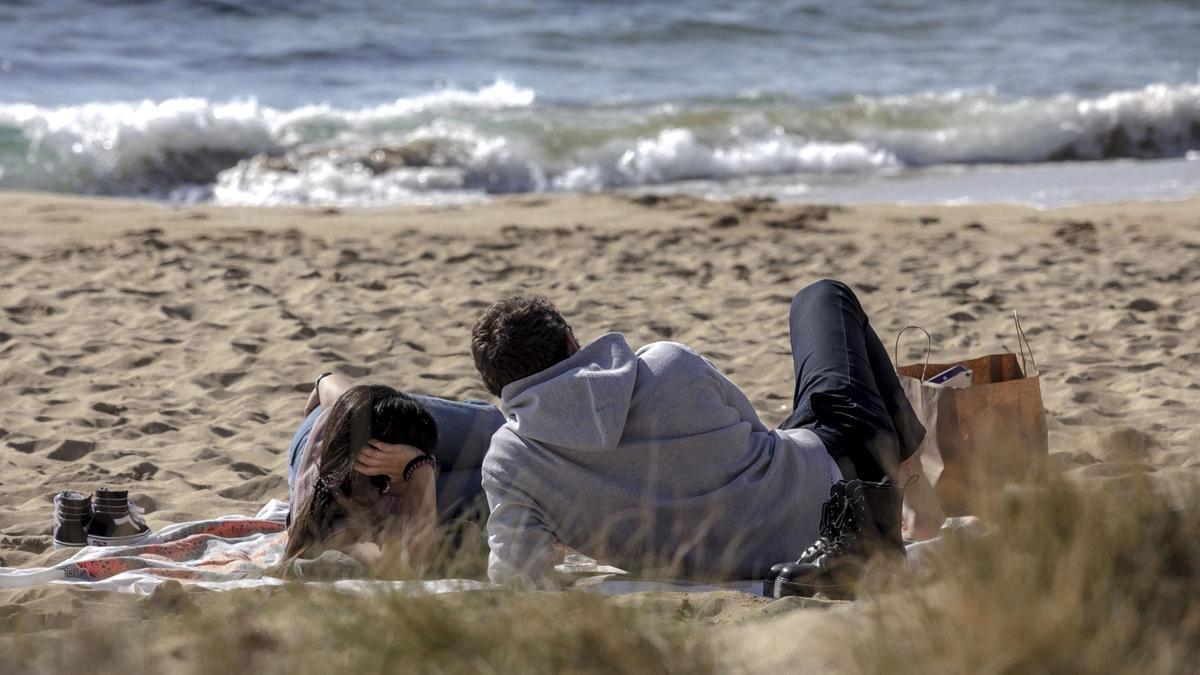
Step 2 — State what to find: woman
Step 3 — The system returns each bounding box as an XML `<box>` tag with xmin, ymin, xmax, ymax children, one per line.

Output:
<box><xmin>285</xmin><ymin>373</ymin><xmax>504</xmax><ymax>565</ymax></box>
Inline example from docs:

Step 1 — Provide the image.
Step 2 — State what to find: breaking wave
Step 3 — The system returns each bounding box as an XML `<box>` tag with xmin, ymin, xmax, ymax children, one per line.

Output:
<box><xmin>1</xmin><ymin>81</ymin><xmax>1197</xmax><ymax>205</ymax></box>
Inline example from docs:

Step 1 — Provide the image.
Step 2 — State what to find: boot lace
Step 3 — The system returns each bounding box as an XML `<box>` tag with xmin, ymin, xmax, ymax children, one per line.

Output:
<box><xmin>824</xmin><ymin>488</ymin><xmax>868</xmax><ymax>557</ymax></box>
<box><xmin>800</xmin><ymin>484</ymin><xmax>846</xmax><ymax>559</ymax></box>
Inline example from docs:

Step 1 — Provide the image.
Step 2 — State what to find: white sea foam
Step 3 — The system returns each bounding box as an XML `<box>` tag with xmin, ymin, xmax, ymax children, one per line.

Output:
<box><xmin>859</xmin><ymin>83</ymin><xmax>1200</xmax><ymax>165</ymax></box>
<box><xmin>213</xmin><ymin>120</ymin><xmax>545</xmax><ymax>206</ymax></box>
<box><xmin>212</xmin><ymin>156</ymin><xmax>482</xmax><ymax>207</ymax></box>
<box><xmin>267</xmin><ymin>80</ymin><xmax>536</xmax><ymax>142</ymax></box>
<box><xmin>0</xmin><ymin>98</ymin><xmax>277</xmax><ymax>194</ymax></box>
<box><xmin>552</xmin><ymin>129</ymin><xmax>896</xmax><ymax>192</ymax></box>
<box><xmin>0</xmin><ymin>81</ymin><xmax>535</xmax><ymax>197</ymax></box>
<box><xmin>0</xmin><ymin>81</ymin><xmax>1197</xmax><ymax>205</ymax></box>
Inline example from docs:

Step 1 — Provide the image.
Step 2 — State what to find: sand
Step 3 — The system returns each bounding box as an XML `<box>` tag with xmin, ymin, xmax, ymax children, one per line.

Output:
<box><xmin>1</xmin><ymin>191</ymin><xmax>1198</xmax><ymax>660</ymax></box>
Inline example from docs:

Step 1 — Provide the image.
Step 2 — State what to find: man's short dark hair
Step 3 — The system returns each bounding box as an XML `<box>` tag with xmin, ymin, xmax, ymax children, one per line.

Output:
<box><xmin>471</xmin><ymin>295</ymin><xmax>572</xmax><ymax>397</ymax></box>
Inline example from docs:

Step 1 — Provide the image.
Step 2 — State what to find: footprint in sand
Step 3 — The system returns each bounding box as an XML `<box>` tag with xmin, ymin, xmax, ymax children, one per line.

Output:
<box><xmin>0</xmin><ymin>536</ymin><xmax>47</xmax><ymax>554</ymax></box>
<box><xmin>289</xmin><ymin>326</ymin><xmax>317</xmax><ymax>340</ymax></box>
<box><xmin>1127</xmin><ymin>298</ymin><xmax>1159</xmax><ymax>312</ymax></box>
<box><xmin>217</xmin><ymin>475</ymin><xmax>284</xmax><ymax>501</ymax></box>
<box><xmin>191</xmin><ymin>371</ymin><xmax>247</xmax><ymax>389</ymax></box>
<box><xmin>230</xmin><ymin>461</ymin><xmax>269</xmax><ymax>478</ymax></box>
<box><xmin>647</xmin><ymin>322</ymin><xmax>674</xmax><ymax>338</ymax></box>
<box><xmin>115</xmin><ymin>461</ymin><xmax>159</xmax><ymax>481</ymax></box>
<box><xmin>119</xmin><ymin>288</ymin><xmax>168</xmax><ymax>299</ymax></box>
<box><xmin>85</xmin><ymin>414</ymin><xmax>127</xmax><ymax>430</ymax></box>
<box><xmin>419</xmin><ymin>372</ymin><xmax>458</xmax><ymax>382</ymax></box>
<box><xmin>711</xmin><ymin>215</ymin><xmax>740</xmax><ymax>229</ymax></box>
<box><xmin>55</xmin><ymin>286</ymin><xmax>103</xmax><ymax>300</ymax></box>
<box><xmin>161</xmin><ymin>304</ymin><xmax>195</xmax><ymax>320</ymax></box>
<box><xmin>47</xmin><ymin>439</ymin><xmax>96</xmax><ymax>461</ymax></box>
<box><xmin>7</xmin><ymin>437</ymin><xmax>41</xmax><ymax>454</ymax></box>
<box><xmin>138</xmin><ymin>421</ymin><xmax>177</xmax><ymax>435</ymax></box>
<box><xmin>231</xmin><ymin>341</ymin><xmax>261</xmax><ymax>354</ymax></box>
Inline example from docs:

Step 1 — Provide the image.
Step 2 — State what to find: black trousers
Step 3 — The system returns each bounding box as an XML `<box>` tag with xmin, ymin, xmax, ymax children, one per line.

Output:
<box><xmin>779</xmin><ymin>280</ymin><xmax>925</xmax><ymax>483</ymax></box>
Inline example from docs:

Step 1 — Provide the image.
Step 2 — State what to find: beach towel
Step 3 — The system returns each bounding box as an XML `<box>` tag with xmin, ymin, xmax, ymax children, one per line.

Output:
<box><xmin>0</xmin><ymin>500</ymin><xmax>723</xmax><ymax>596</ymax></box>
<box><xmin>1</xmin><ymin>500</ymin><xmax>285</xmax><ymax>592</ymax></box>
<box><xmin>0</xmin><ymin>501</ymin><xmax>977</xmax><ymax>596</ymax></box>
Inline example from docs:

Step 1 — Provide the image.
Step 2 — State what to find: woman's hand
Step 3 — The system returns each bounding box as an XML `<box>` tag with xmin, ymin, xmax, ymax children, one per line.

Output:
<box><xmin>303</xmin><ymin>387</ymin><xmax>321</xmax><ymax>417</ymax></box>
<box><xmin>353</xmin><ymin>440</ymin><xmax>428</xmax><ymax>484</ymax></box>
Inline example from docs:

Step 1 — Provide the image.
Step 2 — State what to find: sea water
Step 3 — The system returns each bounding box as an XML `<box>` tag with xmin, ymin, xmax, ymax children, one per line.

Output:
<box><xmin>1</xmin><ymin>0</ymin><xmax>1198</xmax><ymax>207</ymax></box>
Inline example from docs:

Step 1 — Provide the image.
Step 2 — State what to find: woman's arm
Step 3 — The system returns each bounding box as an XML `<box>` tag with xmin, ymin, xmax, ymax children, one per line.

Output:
<box><xmin>392</xmin><ymin>463</ymin><xmax>438</xmax><ymax>564</ymax></box>
<box><xmin>354</xmin><ymin>441</ymin><xmax>440</xmax><ymax>569</ymax></box>
<box><xmin>321</xmin><ymin>469</ymin><xmax>437</xmax><ymax>573</ymax></box>
<box><xmin>303</xmin><ymin>372</ymin><xmax>356</xmax><ymax>416</ymax></box>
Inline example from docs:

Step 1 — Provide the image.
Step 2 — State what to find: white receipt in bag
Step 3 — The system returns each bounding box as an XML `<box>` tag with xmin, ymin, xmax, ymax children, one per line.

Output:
<box><xmin>927</xmin><ymin>364</ymin><xmax>973</xmax><ymax>389</ymax></box>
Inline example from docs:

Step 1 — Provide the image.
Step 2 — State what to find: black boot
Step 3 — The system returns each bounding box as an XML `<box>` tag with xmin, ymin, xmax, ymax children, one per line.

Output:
<box><xmin>763</xmin><ymin>481</ymin><xmax>847</xmax><ymax>594</ymax></box>
<box><xmin>768</xmin><ymin>479</ymin><xmax>905</xmax><ymax>600</ymax></box>
<box><xmin>52</xmin><ymin>491</ymin><xmax>93</xmax><ymax>549</ymax></box>
<box><xmin>87</xmin><ymin>487</ymin><xmax>152</xmax><ymax>547</ymax></box>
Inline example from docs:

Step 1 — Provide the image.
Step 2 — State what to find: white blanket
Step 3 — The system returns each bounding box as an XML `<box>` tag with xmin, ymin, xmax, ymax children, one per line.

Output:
<box><xmin>0</xmin><ymin>501</ymin><xmax>978</xmax><ymax>597</ymax></box>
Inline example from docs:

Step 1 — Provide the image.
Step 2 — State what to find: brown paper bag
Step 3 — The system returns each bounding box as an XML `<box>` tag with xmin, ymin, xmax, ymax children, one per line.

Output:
<box><xmin>895</xmin><ymin>314</ymin><xmax>1049</xmax><ymax>523</ymax></box>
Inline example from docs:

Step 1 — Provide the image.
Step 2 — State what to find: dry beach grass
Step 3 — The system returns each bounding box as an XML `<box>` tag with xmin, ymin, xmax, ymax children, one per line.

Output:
<box><xmin>2</xmin><ymin>481</ymin><xmax>1195</xmax><ymax>674</ymax></box>
<box><xmin>1</xmin><ymin>192</ymin><xmax>1199</xmax><ymax>672</ymax></box>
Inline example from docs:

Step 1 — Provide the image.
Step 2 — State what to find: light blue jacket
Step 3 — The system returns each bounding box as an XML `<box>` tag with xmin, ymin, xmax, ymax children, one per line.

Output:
<box><xmin>482</xmin><ymin>333</ymin><xmax>839</xmax><ymax>583</ymax></box>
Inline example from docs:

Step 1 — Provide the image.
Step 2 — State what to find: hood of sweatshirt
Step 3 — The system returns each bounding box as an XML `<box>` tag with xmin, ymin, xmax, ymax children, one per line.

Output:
<box><xmin>499</xmin><ymin>332</ymin><xmax>637</xmax><ymax>451</ymax></box>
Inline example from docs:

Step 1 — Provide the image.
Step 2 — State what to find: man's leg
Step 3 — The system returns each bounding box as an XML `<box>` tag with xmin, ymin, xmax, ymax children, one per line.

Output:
<box><xmin>861</xmin><ymin>315</ymin><xmax>928</xmax><ymax>463</ymax></box>
<box><xmin>779</xmin><ymin>279</ymin><xmax>924</xmax><ymax>483</ymax></box>
<box><xmin>410</xmin><ymin>395</ymin><xmax>506</xmax><ymax>521</ymax></box>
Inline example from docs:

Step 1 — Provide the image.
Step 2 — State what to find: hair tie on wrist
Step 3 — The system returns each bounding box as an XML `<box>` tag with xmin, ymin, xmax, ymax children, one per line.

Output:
<box><xmin>402</xmin><ymin>455</ymin><xmax>437</xmax><ymax>482</ymax></box>
<box><xmin>314</xmin><ymin>372</ymin><xmax>334</xmax><ymax>389</ymax></box>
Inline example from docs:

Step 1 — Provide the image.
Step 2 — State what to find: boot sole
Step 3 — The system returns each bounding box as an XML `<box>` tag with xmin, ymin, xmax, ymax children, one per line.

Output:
<box><xmin>86</xmin><ymin>531</ymin><xmax>152</xmax><ymax>547</ymax></box>
<box><xmin>52</xmin><ymin>539</ymin><xmax>89</xmax><ymax>550</ymax></box>
<box><xmin>773</xmin><ymin>576</ymin><xmax>855</xmax><ymax>600</ymax></box>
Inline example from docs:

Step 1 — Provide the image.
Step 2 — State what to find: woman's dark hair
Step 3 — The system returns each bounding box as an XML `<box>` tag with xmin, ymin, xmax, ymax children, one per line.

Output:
<box><xmin>285</xmin><ymin>385</ymin><xmax>437</xmax><ymax>560</ymax></box>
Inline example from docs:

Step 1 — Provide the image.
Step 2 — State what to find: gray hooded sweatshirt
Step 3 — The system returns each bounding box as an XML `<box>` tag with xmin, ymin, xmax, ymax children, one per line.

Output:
<box><xmin>482</xmin><ymin>332</ymin><xmax>840</xmax><ymax>583</ymax></box>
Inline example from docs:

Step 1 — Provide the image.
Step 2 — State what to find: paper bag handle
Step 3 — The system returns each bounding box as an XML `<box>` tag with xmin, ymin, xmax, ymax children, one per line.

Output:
<box><xmin>1012</xmin><ymin>310</ymin><xmax>1039</xmax><ymax>376</ymax></box>
<box><xmin>894</xmin><ymin>326</ymin><xmax>932</xmax><ymax>381</ymax></box>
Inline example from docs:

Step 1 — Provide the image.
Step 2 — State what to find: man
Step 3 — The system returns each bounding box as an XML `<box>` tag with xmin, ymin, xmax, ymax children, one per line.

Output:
<box><xmin>472</xmin><ymin>280</ymin><xmax>924</xmax><ymax>594</ymax></box>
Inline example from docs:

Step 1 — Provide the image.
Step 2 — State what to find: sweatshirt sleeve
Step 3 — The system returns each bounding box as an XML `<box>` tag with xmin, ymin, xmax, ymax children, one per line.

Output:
<box><xmin>481</xmin><ymin>466</ymin><xmax>558</xmax><ymax>586</ymax></box>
